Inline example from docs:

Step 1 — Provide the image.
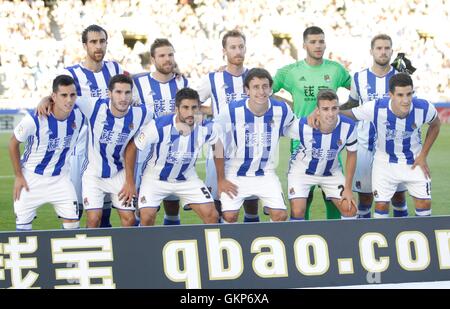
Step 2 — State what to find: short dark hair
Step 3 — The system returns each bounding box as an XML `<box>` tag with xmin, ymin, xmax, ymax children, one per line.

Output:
<box><xmin>52</xmin><ymin>75</ymin><xmax>75</xmax><ymax>93</ymax></box>
<box><xmin>371</xmin><ymin>34</ymin><xmax>392</xmax><ymax>49</ymax></box>
<box><xmin>303</xmin><ymin>26</ymin><xmax>324</xmax><ymax>41</ymax></box>
<box><xmin>82</xmin><ymin>24</ymin><xmax>108</xmax><ymax>44</ymax></box>
<box><xmin>317</xmin><ymin>89</ymin><xmax>339</xmax><ymax>107</ymax></box>
<box><xmin>244</xmin><ymin>68</ymin><xmax>273</xmax><ymax>89</ymax></box>
<box><xmin>108</xmin><ymin>74</ymin><xmax>133</xmax><ymax>91</ymax></box>
<box><xmin>175</xmin><ymin>88</ymin><xmax>200</xmax><ymax>108</ymax></box>
<box><xmin>389</xmin><ymin>73</ymin><xmax>413</xmax><ymax>93</ymax></box>
<box><xmin>222</xmin><ymin>30</ymin><xmax>246</xmax><ymax>48</ymax></box>
<box><xmin>150</xmin><ymin>38</ymin><xmax>174</xmax><ymax>57</ymax></box>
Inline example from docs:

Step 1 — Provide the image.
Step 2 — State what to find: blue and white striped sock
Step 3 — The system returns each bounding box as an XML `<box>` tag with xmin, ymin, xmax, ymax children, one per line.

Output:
<box><xmin>244</xmin><ymin>213</ymin><xmax>260</xmax><ymax>223</ymax></box>
<box><xmin>290</xmin><ymin>216</ymin><xmax>304</xmax><ymax>221</ymax></box>
<box><xmin>415</xmin><ymin>208</ymin><xmax>431</xmax><ymax>217</ymax></box>
<box><xmin>357</xmin><ymin>203</ymin><xmax>371</xmax><ymax>218</ymax></box>
<box><xmin>374</xmin><ymin>209</ymin><xmax>389</xmax><ymax>218</ymax></box>
<box><xmin>393</xmin><ymin>201</ymin><xmax>408</xmax><ymax>217</ymax></box>
<box><xmin>164</xmin><ymin>215</ymin><xmax>180</xmax><ymax>225</ymax></box>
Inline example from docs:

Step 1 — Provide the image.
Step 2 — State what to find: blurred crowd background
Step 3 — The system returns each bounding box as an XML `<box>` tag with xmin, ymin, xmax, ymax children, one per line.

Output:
<box><xmin>0</xmin><ymin>0</ymin><xmax>449</xmax><ymax>108</ymax></box>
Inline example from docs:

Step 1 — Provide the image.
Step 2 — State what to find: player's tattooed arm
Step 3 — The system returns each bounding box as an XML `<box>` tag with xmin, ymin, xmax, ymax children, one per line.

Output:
<box><xmin>213</xmin><ymin>140</ymin><xmax>238</xmax><ymax>199</ymax></box>
<box><xmin>9</xmin><ymin>135</ymin><xmax>29</xmax><ymax>201</ymax></box>
<box><xmin>339</xmin><ymin>97</ymin><xmax>359</xmax><ymax>110</ymax></box>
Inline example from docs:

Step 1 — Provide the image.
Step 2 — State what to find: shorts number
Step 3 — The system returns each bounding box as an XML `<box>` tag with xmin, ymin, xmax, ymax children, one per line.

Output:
<box><xmin>338</xmin><ymin>185</ymin><xmax>344</xmax><ymax>197</ymax></box>
<box><xmin>201</xmin><ymin>187</ymin><xmax>211</xmax><ymax>199</ymax></box>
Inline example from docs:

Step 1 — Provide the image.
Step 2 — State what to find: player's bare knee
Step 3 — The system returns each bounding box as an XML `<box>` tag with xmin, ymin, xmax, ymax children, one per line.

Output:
<box><xmin>270</xmin><ymin>210</ymin><xmax>287</xmax><ymax>222</ymax></box>
<box><xmin>414</xmin><ymin>198</ymin><xmax>431</xmax><ymax>210</ymax></box>
<box><xmin>222</xmin><ymin>211</ymin><xmax>238</xmax><ymax>223</ymax></box>
<box><xmin>120</xmin><ymin>213</ymin><xmax>135</xmax><ymax>227</ymax></box>
<box><xmin>391</xmin><ymin>191</ymin><xmax>406</xmax><ymax>204</ymax></box>
<box><xmin>359</xmin><ymin>193</ymin><xmax>373</xmax><ymax>205</ymax></box>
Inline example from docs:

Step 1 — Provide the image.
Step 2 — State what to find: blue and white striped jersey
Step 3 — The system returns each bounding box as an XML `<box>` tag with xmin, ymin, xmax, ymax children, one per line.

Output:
<box><xmin>63</xmin><ymin>60</ymin><xmax>124</xmax><ymax>155</ymax></box>
<box><xmin>77</xmin><ymin>97</ymin><xmax>152</xmax><ymax>178</ymax></box>
<box><xmin>132</xmin><ymin>73</ymin><xmax>189</xmax><ymax>164</ymax></box>
<box><xmin>135</xmin><ymin>114</ymin><xmax>220</xmax><ymax>181</ymax></box>
<box><xmin>132</xmin><ymin>73</ymin><xmax>189</xmax><ymax>116</ymax></box>
<box><xmin>352</xmin><ymin>97</ymin><xmax>437</xmax><ymax>165</ymax></box>
<box><xmin>286</xmin><ymin>116</ymin><xmax>357</xmax><ymax>176</ymax></box>
<box><xmin>216</xmin><ymin>98</ymin><xmax>295</xmax><ymax>177</ymax></box>
<box><xmin>349</xmin><ymin>66</ymin><xmax>397</xmax><ymax>151</ymax></box>
<box><xmin>198</xmin><ymin>69</ymin><xmax>249</xmax><ymax>118</ymax></box>
<box><xmin>14</xmin><ymin>109</ymin><xmax>85</xmax><ymax>176</ymax></box>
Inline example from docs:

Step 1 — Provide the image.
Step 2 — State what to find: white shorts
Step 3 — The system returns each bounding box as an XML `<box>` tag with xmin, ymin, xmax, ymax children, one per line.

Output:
<box><xmin>135</xmin><ymin>161</ymin><xmax>179</xmax><ymax>202</ymax></box>
<box><xmin>138</xmin><ymin>176</ymin><xmax>213</xmax><ymax>209</ymax></box>
<box><xmin>82</xmin><ymin>169</ymin><xmax>135</xmax><ymax>211</ymax></box>
<box><xmin>372</xmin><ymin>158</ymin><xmax>432</xmax><ymax>202</ymax></box>
<box><xmin>73</xmin><ymin>153</ymin><xmax>112</xmax><ymax>207</ymax></box>
<box><xmin>353</xmin><ymin>146</ymin><xmax>406</xmax><ymax>193</ymax></box>
<box><xmin>220</xmin><ymin>174</ymin><xmax>286</xmax><ymax>213</ymax></box>
<box><xmin>14</xmin><ymin>170</ymin><xmax>78</xmax><ymax>225</ymax></box>
<box><xmin>288</xmin><ymin>171</ymin><xmax>346</xmax><ymax>200</ymax></box>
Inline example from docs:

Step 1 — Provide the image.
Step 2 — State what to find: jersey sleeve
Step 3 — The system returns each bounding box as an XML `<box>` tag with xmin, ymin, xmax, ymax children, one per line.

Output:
<box><xmin>425</xmin><ymin>101</ymin><xmax>438</xmax><ymax>124</ymax></box>
<box><xmin>348</xmin><ymin>73</ymin><xmax>360</xmax><ymax>102</ymax></box>
<box><xmin>338</xmin><ymin>64</ymin><xmax>352</xmax><ymax>89</ymax></box>
<box><xmin>351</xmin><ymin>100</ymin><xmax>376</xmax><ymax>122</ymax></box>
<box><xmin>284</xmin><ymin>117</ymin><xmax>300</xmax><ymax>140</ymax></box>
<box><xmin>345</xmin><ymin>123</ymin><xmax>358</xmax><ymax>152</ymax></box>
<box><xmin>134</xmin><ymin>119</ymin><xmax>159</xmax><ymax>151</ymax></box>
<box><xmin>14</xmin><ymin>114</ymin><xmax>36</xmax><ymax>143</ymax></box>
<box><xmin>272</xmin><ymin>65</ymin><xmax>289</xmax><ymax>93</ymax></box>
<box><xmin>281</xmin><ymin>103</ymin><xmax>296</xmax><ymax>136</ymax></box>
<box><xmin>197</xmin><ymin>74</ymin><xmax>212</xmax><ymax>104</ymax></box>
<box><xmin>75</xmin><ymin>96</ymin><xmax>96</xmax><ymax>119</ymax></box>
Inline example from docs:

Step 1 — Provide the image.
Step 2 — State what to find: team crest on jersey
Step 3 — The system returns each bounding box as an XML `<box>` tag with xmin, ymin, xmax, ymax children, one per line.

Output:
<box><xmin>289</xmin><ymin>187</ymin><xmax>295</xmax><ymax>195</ymax></box>
<box><xmin>337</xmin><ymin>139</ymin><xmax>342</xmax><ymax>146</ymax></box>
<box><xmin>324</xmin><ymin>75</ymin><xmax>331</xmax><ymax>82</ymax></box>
<box><xmin>83</xmin><ymin>197</ymin><xmax>89</xmax><ymax>206</ymax></box>
<box><xmin>71</xmin><ymin>122</ymin><xmax>77</xmax><ymax>129</ymax></box>
<box><xmin>298</xmin><ymin>76</ymin><xmax>306</xmax><ymax>82</ymax></box>
<box><xmin>356</xmin><ymin>181</ymin><xmax>361</xmax><ymax>189</ymax></box>
<box><xmin>17</xmin><ymin>125</ymin><xmax>24</xmax><ymax>136</ymax></box>
<box><xmin>411</xmin><ymin>123</ymin><xmax>417</xmax><ymax>129</ymax></box>
<box><xmin>138</xmin><ymin>132</ymin><xmax>145</xmax><ymax>143</ymax></box>
<box><xmin>86</xmin><ymin>80</ymin><xmax>92</xmax><ymax>86</ymax></box>
<box><xmin>140</xmin><ymin>196</ymin><xmax>147</xmax><ymax>204</ymax></box>
<box><xmin>129</xmin><ymin>123</ymin><xmax>134</xmax><ymax>130</ymax></box>
<box><xmin>373</xmin><ymin>190</ymin><xmax>379</xmax><ymax>198</ymax></box>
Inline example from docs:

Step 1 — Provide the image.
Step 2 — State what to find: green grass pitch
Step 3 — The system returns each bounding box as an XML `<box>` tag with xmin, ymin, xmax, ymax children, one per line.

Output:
<box><xmin>0</xmin><ymin>124</ymin><xmax>449</xmax><ymax>231</ymax></box>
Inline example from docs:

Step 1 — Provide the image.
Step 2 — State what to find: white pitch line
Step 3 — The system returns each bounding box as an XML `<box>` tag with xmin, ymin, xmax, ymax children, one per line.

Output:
<box><xmin>0</xmin><ymin>175</ymin><xmax>14</xmax><ymax>179</ymax></box>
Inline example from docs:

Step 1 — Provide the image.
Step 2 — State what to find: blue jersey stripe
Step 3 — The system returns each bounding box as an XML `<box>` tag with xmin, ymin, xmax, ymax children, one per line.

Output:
<box><xmin>323</xmin><ymin>123</ymin><xmax>341</xmax><ymax>176</ymax></box>
<box><xmin>223</xmin><ymin>72</ymin><xmax>235</xmax><ymax>105</ymax></box>
<box><xmin>134</xmin><ymin>76</ymin><xmax>146</xmax><ymax>105</ymax></box>
<box><xmin>402</xmin><ymin>112</ymin><xmax>415</xmax><ymax>164</ymax></box>
<box><xmin>89</xmin><ymin>99</ymin><xmax>103</xmax><ymax>147</ymax></box>
<box><xmin>367</xmin><ymin>71</ymin><xmax>376</xmax><ymax>99</ymax></box>
<box><xmin>29</xmin><ymin>111</ymin><xmax>40</xmax><ymax>148</ymax></box>
<box><xmin>52</xmin><ymin>112</ymin><xmax>76</xmax><ymax>176</ymax></box>
<box><xmin>149</xmin><ymin>77</ymin><xmax>163</xmax><ymax>115</ymax></box>
<box><xmin>176</xmin><ymin>128</ymin><xmax>197</xmax><ymax>180</ymax></box>
<box><xmin>113</xmin><ymin>61</ymin><xmax>119</xmax><ymax>74</ymax></box>
<box><xmin>168</xmin><ymin>79</ymin><xmax>179</xmax><ymax>113</ymax></box>
<box><xmin>354</xmin><ymin>72</ymin><xmax>361</xmax><ymax>101</ymax></box>
<box><xmin>111</xmin><ymin>111</ymin><xmax>133</xmax><ymax>173</ymax></box>
<box><xmin>101</xmin><ymin>64</ymin><xmax>112</xmax><ymax>86</ymax></box>
<box><xmin>66</xmin><ymin>66</ymin><xmax>82</xmax><ymax>96</ymax></box>
<box><xmin>21</xmin><ymin>136</ymin><xmax>34</xmax><ymax>166</ymax></box>
<box><xmin>34</xmin><ymin>116</ymin><xmax>58</xmax><ymax>175</ymax></box>
<box><xmin>386</xmin><ymin>109</ymin><xmax>398</xmax><ymax>163</ymax></box>
<box><xmin>159</xmin><ymin>127</ymin><xmax>179</xmax><ymax>180</ymax></box>
<box><xmin>256</xmin><ymin>106</ymin><xmax>274</xmax><ymax>175</ymax></box>
<box><xmin>209</xmin><ymin>73</ymin><xmax>220</xmax><ymax>115</ymax></box>
<box><xmin>237</xmin><ymin>107</ymin><xmax>254</xmax><ymax>176</ymax></box>
<box><xmin>80</xmin><ymin>67</ymin><xmax>99</xmax><ymax>96</ymax></box>
<box><xmin>100</xmin><ymin>110</ymin><xmax>115</xmax><ymax>178</ymax></box>
<box><xmin>229</xmin><ymin>104</ymin><xmax>238</xmax><ymax>150</ymax></box>
<box><xmin>306</xmin><ymin>129</ymin><xmax>322</xmax><ymax>175</ymax></box>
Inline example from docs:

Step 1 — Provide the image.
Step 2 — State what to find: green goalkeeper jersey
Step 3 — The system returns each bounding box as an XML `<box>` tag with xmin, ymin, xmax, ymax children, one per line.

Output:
<box><xmin>273</xmin><ymin>59</ymin><xmax>351</xmax><ymax>152</ymax></box>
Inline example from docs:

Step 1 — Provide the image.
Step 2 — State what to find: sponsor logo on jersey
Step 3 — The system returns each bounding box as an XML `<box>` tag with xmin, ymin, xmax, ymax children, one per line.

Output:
<box><xmin>289</xmin><ymin>187</ymin><xmax>295</xmax><ymax>195</ymax></box>
<box><xmin>324</xmin><ymin>75</ymin><xmax>331</xmax><ymax>82</ymax></box>
<box><xmin>72</xmin><ymin>122</ymin><xmax>77</xmax><ymax>129</ymax></box>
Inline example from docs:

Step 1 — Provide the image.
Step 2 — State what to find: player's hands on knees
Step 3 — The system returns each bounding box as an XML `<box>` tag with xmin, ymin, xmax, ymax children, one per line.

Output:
<box><xmin>339</xmin><ymin>188</ymin><xmax>356</xmax><ymax>216</ymax></box>
<box><xmin>412</xmin><ymin>154</ymin><xmax>431</xmax><ymax>179</ymax></box>
<box><xmin>218</xmin><ymin>178</ymin><xmax>238</xmax><ymax>199</ymax></box>
<box><xmin>118</xmin><ymin>182</ymin><xmax>137</xmax><ymax>207</ymax></box>
<box><xmin>307</xmin><ymin>108</ymin><xmax>320</xmax><ymax>129</ymax></box>
<box><xmin>13</xmin><ymin>175</ymin><xmax>29</xmax><ymax>201</ymax></box>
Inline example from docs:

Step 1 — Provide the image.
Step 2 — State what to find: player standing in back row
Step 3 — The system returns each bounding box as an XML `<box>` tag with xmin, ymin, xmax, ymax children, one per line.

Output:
<box><xmin>340</xmin><ymin>34</ymin><xmax>408</xmax><ymax>218</ymax></box>
<box><xmin>133</xmin><ymin>38</ymin><xmax>189</xmax><ymax>225</ymax></box>
<box><xmin>273</xmin><ymin>26</ymin><xmax>351</xmax><ymax>220</ymax></box>
<box><xmin>197</xmin><ymin>30</ymin><xmax>260</xmax><ymax>223</ymax></box>
<box><xmin>63</xmin><ymin>24</ymin><xmax>124</xmax><ymax>227</ymax></box>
